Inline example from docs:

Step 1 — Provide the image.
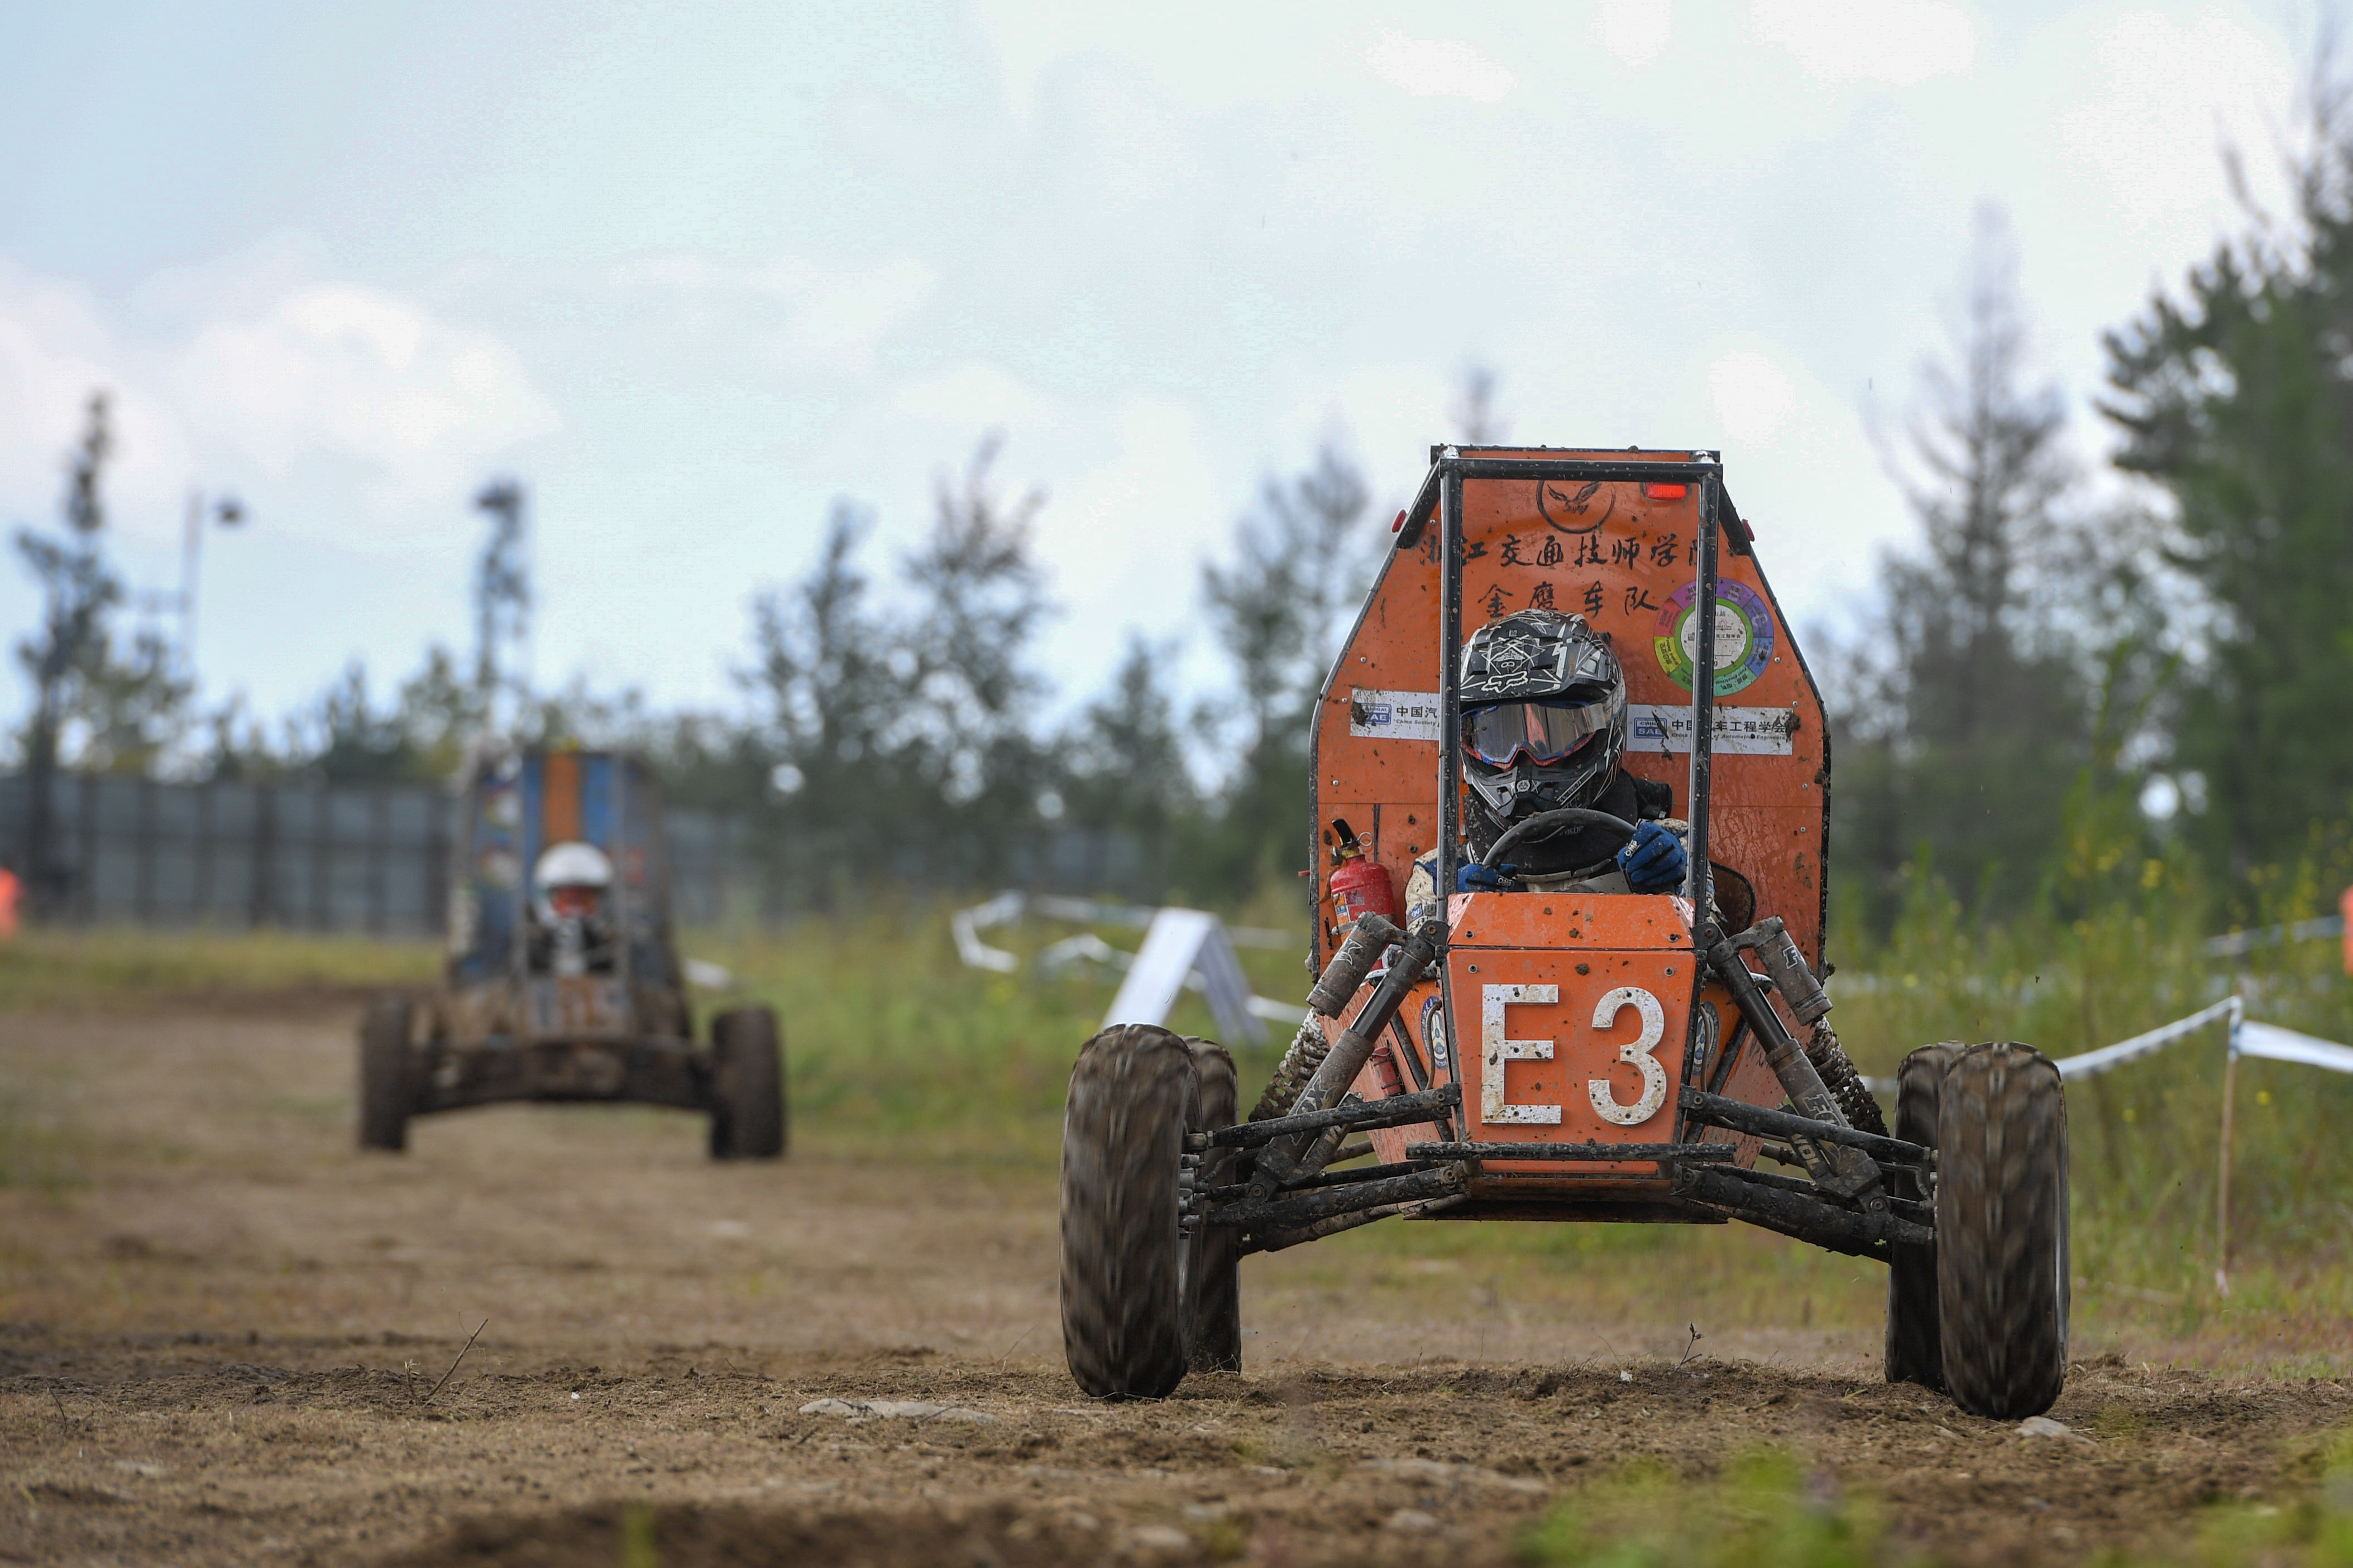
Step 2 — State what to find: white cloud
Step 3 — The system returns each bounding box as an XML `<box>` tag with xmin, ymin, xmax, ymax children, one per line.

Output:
<box><xmin>0</xmin><ymin>255</ymin><xmax>558</xmax><ymax>551</ymax></box>
<box><xmin>0</xmin><ymin>0</ymin><xmax>2316</xmax><ymax>725</ymax></box>
<box><xmin>1365</xmin><ymin>28</ymin><xmax>1517</xmax><ymax>104</ymax></box>
<box><xmin>1706</xmin><ymin>349</ymin><xmax>1798</xmax><ymax>448</ymax></box>
<box><xmin>1685</xmin><ymin>337</ymin><xmax>1902</xmax><ymax>634</ymax></box>
<box><xmin>178</xmin><ymin>282</ymin><xmax>557</xmax><ymax>494</ymax></box>
<box><xmin>605</xmin><ymin>254</ymin><xmax>936</xmax><ymax>371</ymax></box>
<box><xmin>1050</xmin><ymin>61</ymin><xmax>1204</xmax><ymax>199</ymax></box>
<box><xmin>2053</xmin><ymin>11</ymin><xmax>2294</xmax><ymax>230</ymax></box>
<box><xmin>1032</xmin><ymin>398</ymin><xmax>1222</xmax><ymax>639</ymax></box>
<box><xmin>0</xmin><ymin>264</ymin><xmax>193</xmax><ymax>541</ymax></box>
<box><xmin>893</xmin><ymin>362</ymin><xmax>1066</xmax><ymax>434</ymax></box>
<box><xmin>786</xmin><ymin>258</ymin><xmax>937</xmax><ymax>368</ymax></box>
<box><xmin>1597</xmin><ymin>1</ymin><xmax>1674</xmax><ymax>68</ymax></box>
<box><xmin>1321</xmin><ymin>362</ymin><xmax>1452</xmax><ymax>497</ymax></box>
<box><xmin>1748</xmin><ymin>0</ymin><xmax>1973</xmax><ymax>86</ymax></box>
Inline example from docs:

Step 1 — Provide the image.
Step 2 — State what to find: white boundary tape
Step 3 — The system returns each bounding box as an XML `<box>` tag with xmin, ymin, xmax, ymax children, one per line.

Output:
<box><xmin>2053</xmin><ymin>998</ymin><xmax>2242</xmax><ymax>1080</ymax></box>
<box><xmin>1863</xmin><ymin>994</ymin><xmax>2353</xmax><ymax>1096</ymax></box>
<box><xmin>950</xmin><ymin>891</ymin><xmax>1026</xmax><ymax>974</ymax></box>
<box><xmin>950</xmin><ymin>892</ymin><xmax>1311</xmax><ymax>1040</ymax></box>
<box><xmin>2205</xmin><ymin>914</ymin><xmax>2345</xmax><ymax>958</ymax></box>
<box><xmin>2235</xmin><ymin>1018</ymin><xmax>2353</xmax><ymax>1073</ymax></box>
<box><xmin>959</xmin><ymin>893</ymin><xmax>2353</xmax><ymax>1088</ymax></box>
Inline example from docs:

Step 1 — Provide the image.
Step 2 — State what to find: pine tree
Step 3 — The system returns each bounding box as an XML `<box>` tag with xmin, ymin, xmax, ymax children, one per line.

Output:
<box><xmin>1835</xmin><ymin>210</ymin><xmax>2091</xmax><ymax>924</ymax></box>
<box><xmin>2102</xmin><ymin>95</ymin><xmax>2353</xmax><ymax>876</ymax></box>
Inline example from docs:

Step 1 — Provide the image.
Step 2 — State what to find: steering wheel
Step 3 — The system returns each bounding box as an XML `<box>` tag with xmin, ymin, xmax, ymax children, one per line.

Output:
<box><xmin>1476</xmin><ymin>808</ymin><xmax>1639</xmax><ymax>871</ymax></box>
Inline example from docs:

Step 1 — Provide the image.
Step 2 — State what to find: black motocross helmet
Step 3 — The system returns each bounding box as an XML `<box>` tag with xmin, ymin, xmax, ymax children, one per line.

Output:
<box><xmin>1458</xmin><ymin>610</ymin><xmax>1628</xmax><ymax>849</ymax></box>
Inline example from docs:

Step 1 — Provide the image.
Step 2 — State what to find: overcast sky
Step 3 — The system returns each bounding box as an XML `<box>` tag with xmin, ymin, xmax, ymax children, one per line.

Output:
<box><xmin>0</xmin><ymin>1</ymin><xmax>2309</xmax><ymax>737</ymax></box>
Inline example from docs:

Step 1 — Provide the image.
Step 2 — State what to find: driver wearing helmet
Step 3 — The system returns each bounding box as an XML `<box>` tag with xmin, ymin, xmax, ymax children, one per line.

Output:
<box><xmin>1404</xmin><ymin>609</ymin><xmax>1688</xmax><ymax>923</ymax></box>
<box><xmin>530</xmin><ymin>840</ymin><xmax>617</xmax><ymax>977</ymax></box>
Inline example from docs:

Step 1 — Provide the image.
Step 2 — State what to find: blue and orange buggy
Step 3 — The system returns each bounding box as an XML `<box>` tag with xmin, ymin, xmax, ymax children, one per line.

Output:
<box><xmin>1059</xmin><ymin>448</ymin><xmax>2069</xmax><ymax>1420</ymax></box>
<box><xmin>355</xmin><ymin>749</ymin><xmax>785</xmax><ymax>1160</ymax></box>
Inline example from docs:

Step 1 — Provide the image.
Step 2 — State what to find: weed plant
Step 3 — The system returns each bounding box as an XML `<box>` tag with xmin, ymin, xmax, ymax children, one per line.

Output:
<box><xmin>1831</xmin><ymin>813</ymin><xmax>2353</xmax><ymax>1346</ymax></box>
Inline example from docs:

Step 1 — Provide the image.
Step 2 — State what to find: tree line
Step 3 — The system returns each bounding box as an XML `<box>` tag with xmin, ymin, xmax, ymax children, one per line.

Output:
<box><xmin>8</xmin><ymin>404</ymin><xmax>1392</xmax><ymax>913</ymax></box>
<box><xmin>1832</xmin><ymin>95</ymin><xmax>2353</xmax><ymax>936</ymax></box>
<box><xmin>17</xmin><ymin>104</ymin><xmax>2353</xmax><ymax>928</ymax></box>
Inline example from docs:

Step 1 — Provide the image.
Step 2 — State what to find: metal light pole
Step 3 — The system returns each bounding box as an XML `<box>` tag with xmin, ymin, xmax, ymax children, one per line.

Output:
<box><xmin>175</xmin><ymin>490</ymin><xmax>246</xmax><ymax>682</ymax></box>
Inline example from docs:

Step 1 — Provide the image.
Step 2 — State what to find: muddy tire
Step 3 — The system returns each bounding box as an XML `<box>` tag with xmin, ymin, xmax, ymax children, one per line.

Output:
<box><xmin>1184</xmin><ymin>1039</ymin><xmax>1242</xmax><ymax>1374</ymax></box>
<box><xmin>1885</xmin><ymin>1042</ymin><xmax>1962</xmax><ymax>1389</ymax></box>
<box><xmin>709</xmin><ymin>1007</ymin><xmax>786</xmax><ymax>1160</ymax></box>
<box><xmin>1935</xmin><ymin>1043</ymin><xmax>2069</xmax><ymax>1418</ymax></box>
<box><xmin>357</xmin><ymin>994</ymin><xmax>414</xmax><ymax>1153</ymax></box>
<box><xmin>1061</xmin><ymin>1024</ymin><xmax>1201</xmax><ymax>1399</ymax></box>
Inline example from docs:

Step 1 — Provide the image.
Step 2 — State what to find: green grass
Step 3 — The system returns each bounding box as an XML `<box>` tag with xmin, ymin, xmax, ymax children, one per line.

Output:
<box><xmin>0</xmin><ymin>1076</ymin><xmax>92</xmax><ymax>1196</ymax></box>
<box><xmin>1516</xmin><ymin>1434</ymin><xmax>2353</xmax><ymax>1567</ymax></box>
<box><xmin>687</xmin><ymin>879</ymin><xmax>2353</xmax><ymax>1334</ymax></box>
<box><xmin>687</xmin><ymin>898</ymin><xmax>1300</xmax><ymax>1165</ymax></box>
<box><xmin>1520</xmin><ymin>1450</ymin><xmax>1887</xmax><ymax>1568</ymax></box>
<box><xmin>2177</xmin><ymin>1426</ymin><xmax>2353</xmax><ymax>1568</ymax></box>
<box><xmin>4</xmin><ymin>876</ymin><xmax>2351</xmax><ymax>1343</ymax></box>
<box><xmin>1833</xmin><ymin>859</ymin><xmax>2353</xmax><ymax>1342</ymax></box>
<box><xmin>0</xmin><ymin>923</ymin><xmax>439</xmax><ymax>1011</ymax></box>
<box><xmin>8</xmin><ymin>899</ymin><xmax>2352</xmax><ymax>1563</ymax></box>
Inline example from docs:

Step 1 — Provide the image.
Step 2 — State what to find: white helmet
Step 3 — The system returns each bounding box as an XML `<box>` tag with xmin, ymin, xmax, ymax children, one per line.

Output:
<box><xmin>533</xmin><ymin>842</ymin><xmax>613</xmax><ymax>922</ymax></box>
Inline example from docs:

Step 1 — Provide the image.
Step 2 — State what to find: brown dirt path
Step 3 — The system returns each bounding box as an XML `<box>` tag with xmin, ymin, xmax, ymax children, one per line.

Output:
<box><xmin>1</xmin><ymin>1008</ymin><xmax>2348</xmax><ymax>1566</ymax></box>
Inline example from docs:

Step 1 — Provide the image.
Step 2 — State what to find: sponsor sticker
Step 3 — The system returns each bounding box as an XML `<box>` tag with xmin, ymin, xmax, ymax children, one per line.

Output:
<box><xmin>1653</xmin><ymin>579</ymin><xmax>1773</xmax><ymax>695</ymax></box>
<box><xmin>1627</xmin><ymin>704</ymin><xmax>1799</xmax><ymax>756</ymax></box>
<box><xmin>1348</xmin><ymin>687</ymin><xmax>1441</xmax><ymax>742</ymax></box>
<box><xmin>1421</xmin><ymin>993</ymin><xmax>1451</xmax><ymax>1071</ymax></box>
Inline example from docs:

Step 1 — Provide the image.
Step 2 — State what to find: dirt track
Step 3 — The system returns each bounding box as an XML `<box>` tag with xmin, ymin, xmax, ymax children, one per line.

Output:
<box><xmin>3</xmin><ymin>1005</ymin><xmax>2350</xmax><ymax>1566</ymax></box>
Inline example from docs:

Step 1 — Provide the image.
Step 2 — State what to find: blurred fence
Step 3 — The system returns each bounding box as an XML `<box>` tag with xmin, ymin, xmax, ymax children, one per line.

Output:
<box><xmin>0</xmin><ymin>773</ymin><xmax>1155</xmax><ymax>934</ymax></box>
<box><xmin>0</xmin><ymin>772</ymin><xmax>452</xmax><ymax>934</ymax></box>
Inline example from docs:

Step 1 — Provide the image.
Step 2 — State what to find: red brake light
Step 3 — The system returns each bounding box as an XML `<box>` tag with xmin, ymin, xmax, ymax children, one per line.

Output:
<box><xmin>1642</xmin><ymin>483</ymin><xmax>1688</xmax><ymax>500</ymax></box>
<box><xmin>1391</xmin><ymin>508</ymin><xmax>1407</xmax><ymax>533</ymax></box>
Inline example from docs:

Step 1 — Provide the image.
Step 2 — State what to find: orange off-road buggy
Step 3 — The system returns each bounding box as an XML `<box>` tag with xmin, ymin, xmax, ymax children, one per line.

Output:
<box><xmin>1059</xmin><ymin>448</ymin><xmax>2068</xmax><ymax>1420</ymax></box>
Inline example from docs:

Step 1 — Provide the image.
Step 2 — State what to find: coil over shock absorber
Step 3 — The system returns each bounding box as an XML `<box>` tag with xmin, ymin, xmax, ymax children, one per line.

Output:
<box><xmin>1250</xmin><ymin>912</ymin><xmax>1403</xmax><ymax>1123</ymax></box>
<box><xmin>1732</xmin><ymin>917</ymin><xmax>1885</xmax><ymax>1138</ymax></box>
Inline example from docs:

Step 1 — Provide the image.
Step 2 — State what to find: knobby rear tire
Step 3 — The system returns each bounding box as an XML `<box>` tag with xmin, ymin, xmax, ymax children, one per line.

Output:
<box><xmin>357</xmin><ymin>994</ymin><xmax>415</xmax><ymax>1153</ymax></box>
<box><xmin>1185</xmin><ymin>1038</ymin><xmax>1242</xmax><ymax>1374</ymax></box>
<box><xmin>710</xmin><ymin>1006</ymin><xmax>787</xmax><ymax>1161</ymax></box>
<box><xmin>1885</xmin><ymin>1042</ymin><xmax>1962</xmax><ymax>1389</ymax></box>
<box><xmin>1935</xmin><ymin>1042</ymin><xmax>2070</xmax><ymax>1419</ymax></box>
<box><xmin>1060</xmin><ymin>1024</ymin><xmax>1201</xmax><ymax>1399</ymax></box>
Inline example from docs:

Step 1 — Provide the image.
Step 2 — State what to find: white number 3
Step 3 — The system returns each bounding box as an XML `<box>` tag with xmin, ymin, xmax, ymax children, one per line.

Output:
<box><xmin>1586</xmin><ymin>986</ymin><xmax>1667</xmax><ymax>1126</ymax></box>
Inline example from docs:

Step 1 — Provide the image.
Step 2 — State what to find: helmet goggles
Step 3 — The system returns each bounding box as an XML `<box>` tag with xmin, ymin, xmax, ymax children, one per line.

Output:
<box><xmin>1463</xmin><ymin>695</ymin><xmax>1620</xmax><ymax>769</ymax></box>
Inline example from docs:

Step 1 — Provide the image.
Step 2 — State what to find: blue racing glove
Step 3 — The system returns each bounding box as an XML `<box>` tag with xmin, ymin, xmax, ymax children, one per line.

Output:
<box><xmin>1617</xmin><ymin>821</ymin><xmax>1688</xmax><ymax>893</ymax></box>
<box><xmin>1457</xmin><ymin>862</ymin><xmax>1516</xmax><ymax>893</ymax></box>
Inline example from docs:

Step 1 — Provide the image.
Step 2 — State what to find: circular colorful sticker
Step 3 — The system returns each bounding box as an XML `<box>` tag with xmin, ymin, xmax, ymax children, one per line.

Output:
<box><xmin>1653</xmin><ymin>579</ymin><xmax>1773</xmax><ymax>695</ymax></box>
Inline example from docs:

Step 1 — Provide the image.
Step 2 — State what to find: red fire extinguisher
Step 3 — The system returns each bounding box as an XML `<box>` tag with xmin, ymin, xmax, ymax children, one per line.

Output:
<box><xmin>1327</xmin><ymin>818</ymin><xmax>1399</xmax><ymax>934</ymax></box>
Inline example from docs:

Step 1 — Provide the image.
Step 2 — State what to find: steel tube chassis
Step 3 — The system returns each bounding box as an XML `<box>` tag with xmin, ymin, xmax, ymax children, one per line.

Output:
<box><xmin>398</xmin><ymin>750</ymin><xmax>717</xmax><ymax>1128</ymax></box>
<box><xmin>410</xmin><ymin>1034</ymin><xmax>714</xmax><ymax>1115</ymax></box>
<box><xmin>1205</xmin><ymin>448</ymin><xmax>1911</xmax><ymax>1260</ymax></box>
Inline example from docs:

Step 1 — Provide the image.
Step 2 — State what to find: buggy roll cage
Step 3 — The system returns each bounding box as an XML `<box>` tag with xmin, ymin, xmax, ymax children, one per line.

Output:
<box><xmin>456</xmin><ymin>749</ymin><xmax>680</xmax><ymax>992</ymax></box>
<box><xmin>1389</xmin><ymin>448</ymin><xmax>1750</xmax><ymax>1073</ymax></box>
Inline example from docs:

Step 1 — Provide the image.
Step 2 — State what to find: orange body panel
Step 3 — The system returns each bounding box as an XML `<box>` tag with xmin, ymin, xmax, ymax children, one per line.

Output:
<box><xmin>1313</xmin><ymin>450</ymin><xmax>1827</xmax><ymax>967</ymax></box>
<box><xmin>542</xmin><ymin>751</ymin><xmax>583</xmax><ymax>846</ymax></box>
<box><xmin>1313</xmin><ymin>449</ymin><xmax>1830</xmax><ymax>1201</ymax></box>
